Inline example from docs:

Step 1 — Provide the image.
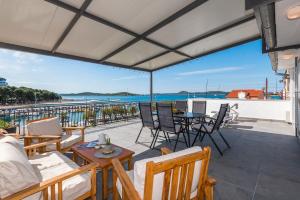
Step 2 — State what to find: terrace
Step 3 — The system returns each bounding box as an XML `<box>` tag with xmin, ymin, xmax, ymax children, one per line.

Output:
<box><xmin>0</xmin><ymin>0</ymin><xmax>300</xmax><ymax>200</ymax></box>
<box><xmin>83</xmin><ymin>118</ymin><xmax>299</xmax><ymax>200</ymax></box>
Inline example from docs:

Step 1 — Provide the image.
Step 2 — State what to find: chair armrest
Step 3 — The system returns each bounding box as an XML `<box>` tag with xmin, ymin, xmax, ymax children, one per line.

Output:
<box><xmin>63</xmin><ymin>126</ymin><xmax>85</xmax><ymax>131</ymax></box>
<box><xmin>23</xmin><ymin>135</ymin><xmax>61</xmax><ymax>139</ymax></box>
<box><xmin>161</xmin><ymin>147</ymin><xmax>173</xmax><ymax>155</ymax></box>
<box><xmin>204</xmin><ymin>176</ymin><xmax>216</xmax><ymax>200</ymax></box>
<box><xmin>206</xmin><ymin>176</ymin><xmax>216</xmax><ymax>186</ymax></box>
<box><xmin>4</xmin><ymin>133</ymin><xmax>20</xmax><ymax>138</ymax></box>
<box><xmin>112</xmin><ymin>159</ymin><xmax>141</xmax><ymax>200</ymax></box>
<box><xmin>63</xmin><ymin>126</ymin><xmax>85</xmax><ymax>141</ymax></box>
<box><xmin>3</xmin><ymin>162</ymin><xmax>98</xmax><ymax>200</ymax></box>
<box><xmin>24</xmin><ymin>139</ymin><xmax>61</xmax><ymax>157</ymax></box>
<box><xmin>24</xmin><ymin>139</ymin><xmax>61</xmax><ymax>151</ymax></box>
<box><xmin>205</xmin><ymin>116</ymin><xmax>216</xmax><ymax>121</ymax></box>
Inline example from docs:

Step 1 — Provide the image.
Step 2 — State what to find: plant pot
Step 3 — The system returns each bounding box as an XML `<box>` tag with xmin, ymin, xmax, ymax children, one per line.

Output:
<box><xmin>101</xmin><ymin>144</ymin><xmax>113</xmax><ymax>151</ymax></box>
<box><xmin>5</xmin><ymin>126</ymin><xmax>17</xmax><ymax>133</ymax></box>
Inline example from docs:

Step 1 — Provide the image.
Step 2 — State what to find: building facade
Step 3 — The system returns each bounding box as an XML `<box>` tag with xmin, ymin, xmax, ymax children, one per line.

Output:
<box><xmin>0</xmin><ymin>77</ymin><xmax>8</xmax><ymax>87</ymax></box>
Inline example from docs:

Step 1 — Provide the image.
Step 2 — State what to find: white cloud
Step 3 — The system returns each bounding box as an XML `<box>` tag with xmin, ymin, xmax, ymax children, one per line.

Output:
<box><xmin>12</xmin><ymin>51</ymin><xmax>43</xmax><ymax>64</ymax></box>
<box><xmin>11</xmin><ymin>81</ymin><xmax>34</xmax><ymax>84</ymax></box>
<box><xmin>112</xmin><ymin>75</ymin><xmax>147</xmax><ymax>81</ymax></box>
<box><xmin>178</xmin><ymin>67</ymin><xmax>243</xmax><ymax>76</ymax></box>
<box><xmin>0</xmin><ymin>49</ymin><xmax>44</xmax><ymax>73</ymax></box>
<box><xmin>0</xmin><ymin>49</ymin><xmax>9</xmax><ymax>54</ymax></box>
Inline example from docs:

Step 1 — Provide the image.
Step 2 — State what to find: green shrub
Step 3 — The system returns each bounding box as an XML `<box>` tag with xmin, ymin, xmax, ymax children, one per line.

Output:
<box><xmin>129</xmin><ymin>106</ymin><xmax>137</xmax><ymax>116</ymax></box>
<box><xmin>102</xmin><ymin>108</ymin><xmax>113</xmax><ymax>120</ymax></box>
<box><xmin>0</xmin><ymin>120</ymin><xmax>14</xmax><ymax>129</ymax></box>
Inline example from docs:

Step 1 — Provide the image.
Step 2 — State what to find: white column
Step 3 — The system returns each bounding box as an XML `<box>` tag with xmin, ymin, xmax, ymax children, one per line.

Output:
<box><xmin>150</xmin><ymin>72</ymin><xmax>153</xmax><ymax>102</ymax></box>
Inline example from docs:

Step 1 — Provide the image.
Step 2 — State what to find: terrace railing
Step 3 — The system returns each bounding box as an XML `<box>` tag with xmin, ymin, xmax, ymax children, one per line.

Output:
<box><xmin>0</xmin><ymin>102</ymin><xmax>139</xmax><ymax>135</ymax></box>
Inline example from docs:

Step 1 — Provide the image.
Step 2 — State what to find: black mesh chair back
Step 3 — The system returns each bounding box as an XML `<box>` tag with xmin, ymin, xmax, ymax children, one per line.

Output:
<box><xmin>174</xmin><ymin>101</ymin><xmax>187</xmax><ymax>112</ymax></box>
<box><xmin>156</xmin><ymin>102</ymin><xmax>175</xmax><ymax>132</ymax></box>
<box><xmin>212</xmin><ymin>104</ymin><xmax>229</xmax><ymax>131</ymax></box>
<box><xmin>192</xmin><ymin>101</ymin><xmax>206</xmax><ymax>114</ymax></box>
<box><xmin>139</xmin><ymin>102</ymin><xmax>155</xmax><ymax>128</ymax></box>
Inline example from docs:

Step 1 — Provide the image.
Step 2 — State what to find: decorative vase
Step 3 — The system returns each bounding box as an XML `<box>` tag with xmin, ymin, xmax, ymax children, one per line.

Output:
<box><xmin>98</xmin><ymin>133</ymin><xmax>106</xmax><ymax>144</ymax></box>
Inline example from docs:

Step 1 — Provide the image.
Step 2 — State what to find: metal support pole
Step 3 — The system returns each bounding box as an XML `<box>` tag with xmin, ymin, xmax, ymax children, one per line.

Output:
<box><xmin>150</xmin><ymin>72</ymin><xmax>153</xmax><ymax>102</ymax></box>
<box><xmin>295</xmin><ymin>57</ymin><xmax>299</xmax><ymax>137</ymax></box>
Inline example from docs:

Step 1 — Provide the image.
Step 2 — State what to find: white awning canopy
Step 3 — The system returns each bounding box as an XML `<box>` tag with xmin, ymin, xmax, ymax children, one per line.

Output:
<box><xmin>0</xmin><ymin>0</ymin><xmax>260</xmax><ymax>72</ymax></box>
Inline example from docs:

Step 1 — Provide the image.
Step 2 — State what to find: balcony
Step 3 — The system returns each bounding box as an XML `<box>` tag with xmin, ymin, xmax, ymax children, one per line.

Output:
<box><xmin>83</xmin><ymin>118</ymin><xmax>299</xmax><ymax>200</ymax></box>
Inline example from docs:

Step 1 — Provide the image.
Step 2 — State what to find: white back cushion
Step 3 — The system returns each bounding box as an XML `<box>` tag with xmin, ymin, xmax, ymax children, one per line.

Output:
<box><xmin>27</xmin><ymin>117</ymin><xmax>62</xmax><ymax>136</ymax></box>
<box><xmin>0</xmin><ymin>135</ymin><xmax>26</xmax><ymax>157</ymax></box>
<box><xmin>134</xmin><ymin>146</ymin><xmax>203</xmax><ymax>199</ymax></box>
<box><xmin>0</xmin><ymin>143</ymin><xmax>39</xmax><ymax>198</ymax></box>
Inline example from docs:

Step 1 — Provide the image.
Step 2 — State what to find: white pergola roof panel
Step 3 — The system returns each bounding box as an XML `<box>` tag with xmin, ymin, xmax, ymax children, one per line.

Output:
<box><xmin>148</xmin><ymin>0</ymin><xmax>254</xmax><ymax>48</ymax></box>
<box><xmin>0</xmin><ymin>0</ymin><xmax>260</xmax><ymax>71</ymax></box>
<box><xmin>275</xmin><ymin>0</ymin><xmax>300</xmax><ymax>47</ymax></box>
<box><xmin>179</xmin><ymin>20</ymin><xmax>260</xmax><ymax>57</ymax></box>
<box><xmin>107</xmin><ymin>41</ymin><xmax>166</xmax><ymax>66</ymax></box>
<box><xmin>86</xmin><ymin>0</ymin><xmax>194</xmax><ymax>34</ymax></box>
<box><xmin>277</xmin><ymin>50</ymin><xmax>300</xmax><ymax>70</ymax></box>
<box><xmin>57</xmin><ymin>16</ymin><xmax>134</xmax><ymax>60</ymax></box>
<box><xmin>61</xmin><ymin>0</ymin><xmax>85</xmax><ymax>9</ymax></box>
<box><xmin>0</xmin><ymin>0</ymin><xmax>75</xmax><ymax>50</ymax></box>
<box><xmin>136</xmin><ymin>52</ymin><xmax>186</xmax><ymax>70</ymax></box>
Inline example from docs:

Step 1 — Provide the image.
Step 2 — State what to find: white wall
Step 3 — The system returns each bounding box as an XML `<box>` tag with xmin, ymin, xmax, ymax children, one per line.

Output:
<box><xmin>188</xmin><ymin>98</ymin><xmax>292</xmax><ymax>122</ymax></box>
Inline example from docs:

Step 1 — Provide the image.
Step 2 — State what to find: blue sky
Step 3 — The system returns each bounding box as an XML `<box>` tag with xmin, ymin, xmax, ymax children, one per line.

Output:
<box><xmin>0</xmin><ymin>39</ymin><xmax>281</xmax><ymax>94</ymax></box>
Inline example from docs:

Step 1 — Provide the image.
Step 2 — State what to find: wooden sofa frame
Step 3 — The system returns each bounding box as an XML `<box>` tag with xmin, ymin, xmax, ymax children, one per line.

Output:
<box><xmin>24</xmin><ymin>117</ymin><xmax>85</xmax><ymax>153</ymax></box>
<box><xmin>2</xmin><ymin>138</ymin><xmax>97</xmax><ymax>200</ymax></box>
<box><xmin>112</xmin><ymin>147</ymin><xmax>216</xmax><ymax>200</ymax></box>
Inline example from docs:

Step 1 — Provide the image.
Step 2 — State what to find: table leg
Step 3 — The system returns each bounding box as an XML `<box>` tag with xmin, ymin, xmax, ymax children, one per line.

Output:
<box><xmin>72</xmin><ymin>152</ymin><xmax>78</xmax><ymax>163</ymax></box>
<box><xmin>128</xmin><ymin>157</ymin><xmax>133</xmax><ymax>170</ymax></box>
<box><xmin>102</xmin><ymin>168</ymin><xmax>108</xmax><ymax>200</ymax></box>
<box><xmin>186</xmin><ymin>118</ymin><xmax>191</xmax><ymax>147</ymax></box>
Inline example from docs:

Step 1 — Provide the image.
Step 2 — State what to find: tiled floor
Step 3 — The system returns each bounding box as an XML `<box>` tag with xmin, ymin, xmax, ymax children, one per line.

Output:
<box><xmin>83</xmin><ymin>118</ymin><xmax>300</xmax><ymax>200</ymax></box>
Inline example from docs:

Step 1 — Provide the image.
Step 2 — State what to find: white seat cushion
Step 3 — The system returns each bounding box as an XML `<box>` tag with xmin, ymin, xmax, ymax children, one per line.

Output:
<box><xmin>32</xmin><ymin>154</ymin><xmax>91</xmax><ymax>200</ymax></box>
<box><xmin>27</xmin><ymin>117</ymin><xmax>62</xmax><ymax>136</ymax></box>
<box><xmin>116</xmin><ymin>170</ymin><xmax>134</xmax><ymax>198</ymax></box>
<box><xmin>0</xmin><ymin>143</ymin><xmax>40</xmax><ymax>199</ymax></box>
<box><xmin>29</xmin><ymin>151</ymin><xmax>74</xmax><ymax>171</ymax></box>
<box><xmin>116</xmin><ymin>170</ymin><xmax>197</xmax><ymax>199</ymax></box>
<box><xmin>0</xmin><ymin>135</ymin><xmax>26</xmax><ymax>157</ymax></box>
<box><xmin>134</xmin><ymin>146</ymin><xmax>202</xmax><ymax>199</ymax></box>
<box><xmin>46</xmin><ymin>134</ymin><xmax>82</xmax><ymax>151</ymax></box>
<box><xmin>39</xmin><ymin>162</ymin><xmax>91</xmax><ymax>200</ymax></box>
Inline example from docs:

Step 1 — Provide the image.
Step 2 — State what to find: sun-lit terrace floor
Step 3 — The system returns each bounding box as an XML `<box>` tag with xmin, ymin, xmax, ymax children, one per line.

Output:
<box><xmin>83</xmin><ymin>118</ymin><xmax>300</xmax><ymax>200</ymax></box>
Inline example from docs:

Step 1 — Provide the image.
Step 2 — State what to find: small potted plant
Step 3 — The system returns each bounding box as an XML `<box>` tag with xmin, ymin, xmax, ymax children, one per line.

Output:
<box><xmin>60</xmin><ymin>112</ymin><xmax>69</xmax><ymax>127</ymax></box>
<box><xmin>129</xmin><ymin>106</ymin><xmax>137</xmax><ymax>117</ymax></box>
<box><xmin>101</xmin><ymin>137</ymin><xmax>113</xmax><ymax>154</ymax></box>
<box><xmin>0</xmin><ymin>120</ymin><xmax>17</xmax><ymax>133</ymax></box>
<box><xmin>102</xmin><ymin>107</ymin><xmax>113</xmax><ymax>123</ymax></box>
<box><xmin>83</xmin><ymin>110</ymin><xmax>96</xmax><ymax>126</ymax></box>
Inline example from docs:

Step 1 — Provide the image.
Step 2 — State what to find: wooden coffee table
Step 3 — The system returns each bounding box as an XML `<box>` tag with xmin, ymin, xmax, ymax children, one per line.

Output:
<box><xmin>71</xmin><ymin>142</ymin><xmax>134</xmax><ymax>200</ymax></box>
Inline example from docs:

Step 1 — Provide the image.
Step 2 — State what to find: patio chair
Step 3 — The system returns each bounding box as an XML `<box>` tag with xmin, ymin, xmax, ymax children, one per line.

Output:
<box><xmin>192</xmin><ymin>101</ymin><xmax>206</xmax><ymax>114</ymax></box>
<box><xmin>135</xmin><ymin>102</ymin><xmax>159</xmax><ymax>144</ymax></box>
<box><xmin>112</xmin><ymin>146</ymin><xmax>216</xmax><ymax>200</ymax></box>
<box><xmin>0</xmin><ymin>135</ymin><xmax>97</xmax><ymax>200</ymax></box>
<box><xmin>191</xmin><ymin>101</ymin><xmax>207</xmax><ymax>124</ymax></box>
<box><xmin>192</xmin><ymin>104</ymin><xmax>231</xmax><ymax>156</ymax></box>
<box><xmin>174</xmin><ymin>100</ymin><xmax>188</xmax><ymax>112</ymax></box>
<box><xmin>24</xmin><ymin>117</ymin><xmax>85</xmax><ymax>153</ymax></box>
<box><xmin>153</xmin><ymin>102</ymin><xmax>187</xmax><ymax>151</ymax></box>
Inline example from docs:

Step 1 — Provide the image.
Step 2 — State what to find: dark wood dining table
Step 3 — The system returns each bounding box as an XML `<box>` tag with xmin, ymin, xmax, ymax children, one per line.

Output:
<box><xmin>173</xmin><ymin>112</ymin><xmax>207</xmax><ymax>147</ymax></box>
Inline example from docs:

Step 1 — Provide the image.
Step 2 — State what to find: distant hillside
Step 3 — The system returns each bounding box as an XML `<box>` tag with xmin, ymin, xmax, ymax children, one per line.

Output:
<box><xmin>60</xmin><ymin>92</ymin><xmax>138</xmax><ymax>96</ymax></box>
<box><xmin>61</xmin><ymin>91</ymin><xmax>228</xmax><ymax>96</ymax></box>
<box><xmin>157</xmin><ymin>91</ymin><xmax>228</xmax><ymax>95</ymax></box>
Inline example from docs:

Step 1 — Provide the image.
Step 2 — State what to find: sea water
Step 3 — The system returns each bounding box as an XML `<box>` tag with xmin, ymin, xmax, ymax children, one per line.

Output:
<box><xmin>61</xmin><ymin>93</ymin><xmax>227</xmax><ymax>103</ymax></box>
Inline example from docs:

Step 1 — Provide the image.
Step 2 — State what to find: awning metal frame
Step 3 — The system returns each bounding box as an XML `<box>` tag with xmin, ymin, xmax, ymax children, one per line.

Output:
<box><xmin>261</xmin><ymin>31</ymin><xmax>300</xmax><ymax>53</ymax></box>
<box><xmin>0</xmin><ymin>0</ymin><xmax>260</xmax><ymax>72</ymax></box>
